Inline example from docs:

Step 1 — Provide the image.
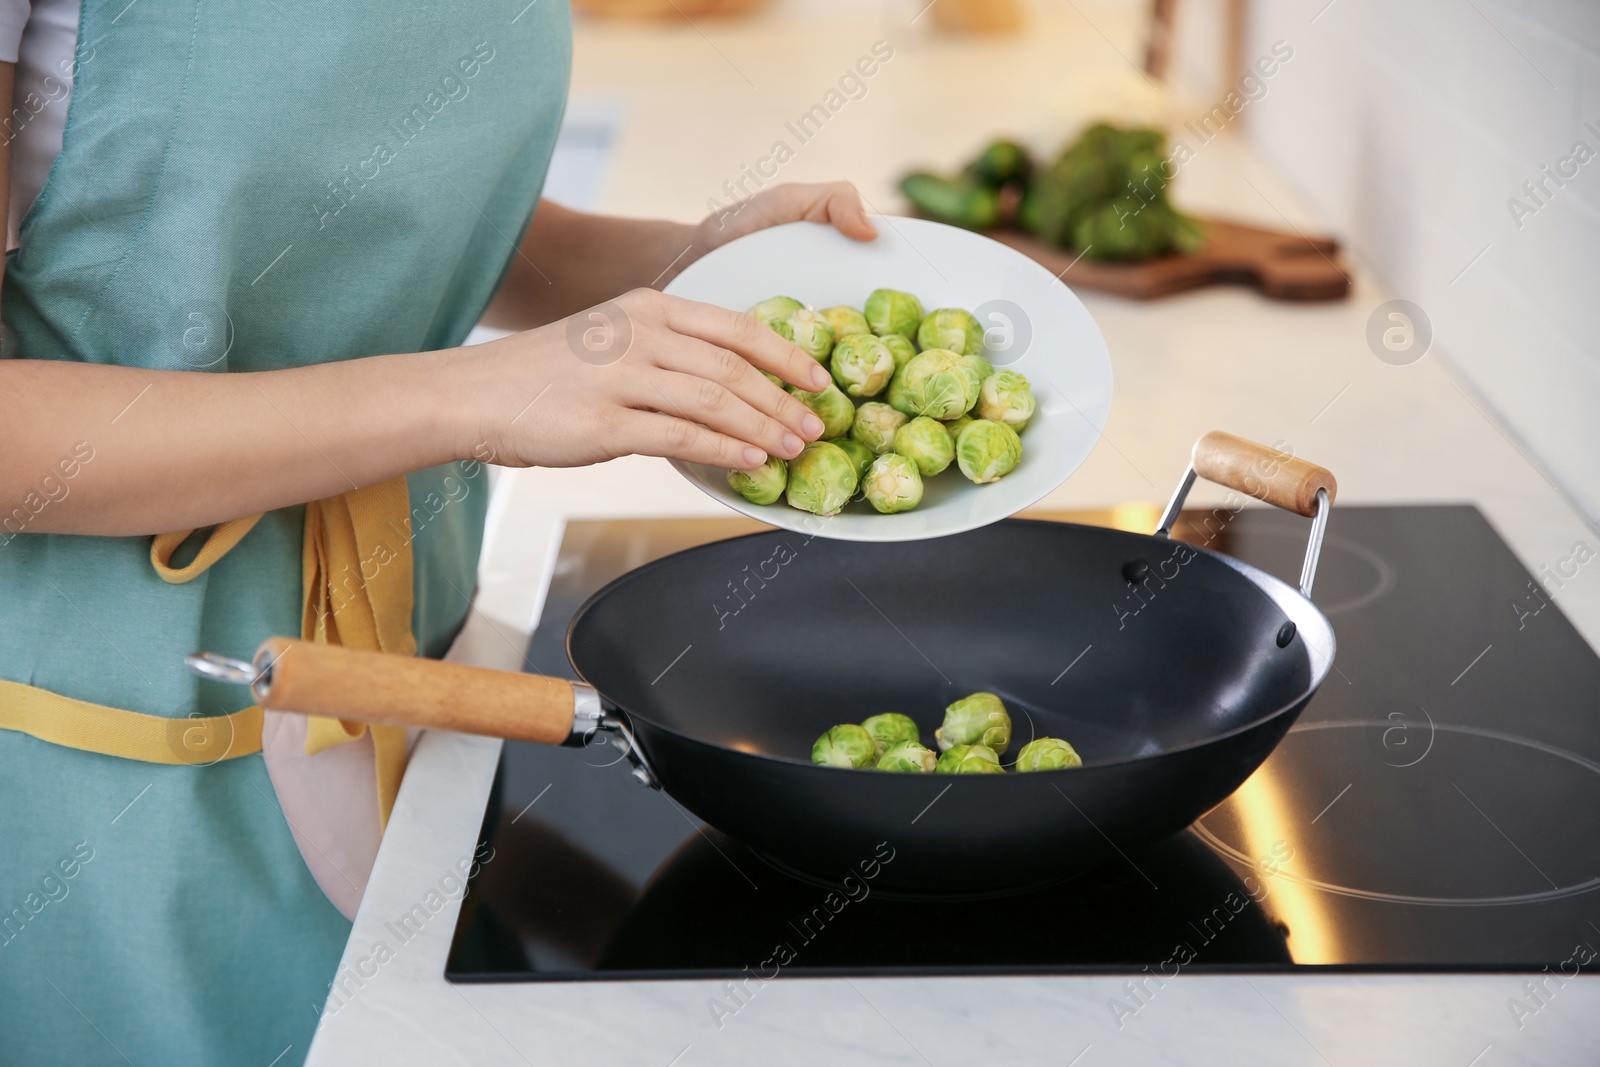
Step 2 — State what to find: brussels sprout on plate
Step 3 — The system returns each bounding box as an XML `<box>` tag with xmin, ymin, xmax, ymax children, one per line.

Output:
<box><xmin>819</xmin><ymin>305</ymin><xmax>871</xmax><ymax>339</ymax></box>
<box><xmin>916</xmin><ymin>308</ymin><xmax>985</xmax><ymax>356</ymax></box>
<box><xmin>812</xmin><ymin>724</ymin><xmax>877</xmax><ymax>768</ymax></box>
<box><xmin>935</xmin><ymin>692</ymin><xmax>1012</xmax><ymax>754</ymax></box>
<box><xmin>787</xmin><ymin>381</ymin><xmax>856</xmax><ymax>439</ymax></box>
<box><xmin>850</xmin><ymin>402</ymin><xmax>909</xmax><ymax>455</ymax></box>
<box><xmin>864</xmin><ymin>288</ymin><xmax>925</xmax><ymax>340</ymax></box>
<box><xmin>955</xmin><ymin>419</ymin><xmax>1023</xmax><ymax>484</ymax></box>
<box><xmin>764</xmin><ymin>317</ymin><xmax>796</xmax><ymax>343</ymax></box>
<box><xmin>1015</xmin><ymin>737</ymin><xmax>1083</xmax><ymax>771</ymax></box>
<box><xmin>884</xmin><ymin>365</ymin><xmax>917</xmax><ymax>417</ymax></box>
<box><xmin>877</xmin><ymin>739</ymin><xmax>938</xmax><ymax>773</ymax></box>
<box><xmin>935</xmin><ymin>743</ymin><xmax>1004</xmax><ymax>774</ymax></box>
<box><xmin>942</xmin><ymin>413</ymin><xmax>976</xmax><ymax>441</ymax></box>
<box><xmin>863</xmin><ymin>453</ymin><xmax>924</xmax><ymax>514</ymax></box>
<box><xmin>832</xmin><ymin>438</ymin><xmax>876</xmax><ymax>486</ymax></box>
<box><xmin>900</xmin><ymin>349</ymin><xmax>982</xmax><ymax>421</ymax></box>
<box><xmin>785</xmin><ymin>441</ymin><xmax>858</xmax><ymax>516</ymax></box>
<box><xmin>892</xmin><ymin>416</ymin><xmax>955</xmax><ymax>478</ymax></box>
<box><xmin>785</xmin><ymin>307</ymin><xmax>836</xmax><ymax>362</ymax></box>
<box><xmin>959</xmin><ymin>353</ymin><xmax>995</xmax><ymax>383</ymax></box>
<box><xmin>879</xmin><ymin>333</ymin><xmax>917</xmax><ymax>372</ymax></box>
<box><xmin>976</xmin><ymin>369</ymin><xmax>1035</xmax><ymax>431</ymax></box>
<box><xmin>830</xmin><ymin>333</ymin><xmax>897</xmax><ymax>398</ymax></box>
<box><xmin>861</xmin><ymin>712</ymin><xmax>920</xmax><ymax>755</ymax></box>
<box><xmin>748</xmin><ymin>295</ymin><xmax>804</xmax><ymax>322</ymax></box>
<box><xmin>726</xmin><ymin>456</ymin><xmax>787</xmax><ymax>505</ymax></box>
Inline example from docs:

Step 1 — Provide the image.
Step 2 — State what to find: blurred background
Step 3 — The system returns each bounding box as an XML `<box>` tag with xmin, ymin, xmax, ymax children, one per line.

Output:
<box><xmin>477</xmin><ymin>0</ymin><xmax>1600</xmax><ymax>649</ymax></box>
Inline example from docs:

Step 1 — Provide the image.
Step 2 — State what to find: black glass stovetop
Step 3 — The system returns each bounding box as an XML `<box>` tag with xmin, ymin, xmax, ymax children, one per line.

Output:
<box><xmin>447</xmin><ymin>506</ymin><xmax>1600</xmax><ymax>981</ymax></box>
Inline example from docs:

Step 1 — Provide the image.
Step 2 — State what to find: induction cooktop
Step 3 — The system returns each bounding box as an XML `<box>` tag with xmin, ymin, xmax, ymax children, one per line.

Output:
<box><xmin>446</xmin><ymin>506</ymin><xmax>1600</xmax><ymax>981</ymax></box>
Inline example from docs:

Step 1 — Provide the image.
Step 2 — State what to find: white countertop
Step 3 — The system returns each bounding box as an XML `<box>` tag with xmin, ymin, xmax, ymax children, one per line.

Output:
<box><xmin>305</xmin><ymin>8</ymin><xmax>1600</xmax><ymax>1064</ymax></box>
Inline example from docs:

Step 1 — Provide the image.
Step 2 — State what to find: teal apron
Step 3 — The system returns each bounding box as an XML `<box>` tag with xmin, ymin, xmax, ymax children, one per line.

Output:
<box><xmin>0</xmin><ymin>1</ymin><xmax>570</xmax><ymax>1063</ymax></box>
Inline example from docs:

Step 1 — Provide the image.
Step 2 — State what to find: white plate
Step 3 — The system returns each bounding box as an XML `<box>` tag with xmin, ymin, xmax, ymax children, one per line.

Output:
<box><xmin>664</xmin><ymin>216</ymin><xmax>1113</xmax><ymax>542</ymax></box>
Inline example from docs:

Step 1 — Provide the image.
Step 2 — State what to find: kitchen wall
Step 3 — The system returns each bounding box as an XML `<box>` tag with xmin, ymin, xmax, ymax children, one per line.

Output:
<box><xmin>1238</xmin><ymin>0</ymin><xmax>1600</xmax><ymax>523</ymax></box>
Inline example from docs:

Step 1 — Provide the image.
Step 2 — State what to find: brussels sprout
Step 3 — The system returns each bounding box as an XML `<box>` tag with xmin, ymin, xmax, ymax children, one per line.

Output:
<box><xmin>959</xmin><ymin>353</ymin><xmax>995</xmax><ymax>383</ymax></box>
<box><xmin>1015</xmin><ymin>737</ymin><xmax>1083</xmax><ymax>771</ymax></box>
<box><xmin>820</xmin><ymin>305</ymin><xmax>871</xmax><ymax>339</ymax></box>
<box><xmin>830</xmin><ymin>333</ymin><xmax>897</xmax><ymax>398</ymax></box>
<box><xmin>863</xmin><ymin>453</ymin><xmax>924</xmax><ymax>514</ymax></box>
<box><xmin>943</xmin><ymin>414</ymin><xmax>976</xmax><ymax>441</ymax></box>
<box><xmin>935</xmin><ymin>743</ymin><xmax>1004</xmax><ymax>774</ymax></box>
<box><xmin>885</xmin><ymin>365</ymin><xmax>917</xmax><ymax>416</ymax></box>
<box><xmin>726</xmin><ymin>456</ymin><xmax>787</xmax><ymax>505</ymax></box>
<box><xmin>785</xmin><ymin>441</ymin><xmax>858</xmax><ymax>516</ymax></box>
<box><xmin>935</xmin><ymin>692</ymin><xmax>1012</xmax><ymax>754</ymax></box>
<box><xmin>850</xmin><ymin>402</ymin><xmax>909</xmax><ymax>455</ymax></box>
<box><xmin>916</xmin><ymin>308</ymin><xmax>985</xmax><ymax>356</ymax></box>
<box><xmin>748</xmin><ymin>296</ymin><xmax>804</xmax><ymax>322</ymax></box>
<box><xmin>976</xmin><ymin>369</ymin><xmax>1035</xmax><ymax>431</ymax></box>
<box><xmin>787</xmin><ymin>382</ymin><xmax>856</xmax><ymax>439</ymax></box>
<box><xmin>900</xmin><ymin>349</ymin><xmax>982</xmax><ymax>420</ymax></box>
<box><xmin>892</xmin><ymin>416</ymin><xmax>955</xmax><ymax>477</ymax></box>
<box><xmin>812</xmin><ymin>724</ymin><xmax>877</xmax><ymax>768</ymax></box>
<box><xmin>864</xmin><ymin>288</ymin><xmax>925</xmax><ymax>340</ymax></box>
<box><xmin>786</xmin><ymin>307</ymin><xmax>836</xmax><ymax>363</ymax></box>
<box><xmin>861</xmin><ymin>712</ymin><xmax>920</xmax><ymax>755</ymax></box>
<box><xmin>764</xmin><ymin>318</ymin><xmax>796</xmax><ymax>343</ymax></box>
<box><xmin>879</xmin><ymin>333</ymin><xmax>917</xmax><ymax>372</ymax></box>
<box><xmin>832</xmin><ymin>437</ymin><xmax>876</xmax><ymax>486</ymax></box>
<box><xmin>955</xmin><ymin>419</ymin><xmax>1023</xmax><ymax>484</ymax></box>
<box><xmin>876</xmin><ymin>739</ymin><xmax>938</xmax><ymax>773</ymax></box>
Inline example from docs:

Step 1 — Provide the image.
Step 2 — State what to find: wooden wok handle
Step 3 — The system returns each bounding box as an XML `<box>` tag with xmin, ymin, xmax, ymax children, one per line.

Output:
<box><xmin>253</xmin><ymin>636</ymin><xmax>576</xmax><ymax>745</ymax></box>
<box><xmin>1192</xmin><ymin>431</ymin><xmax>1337</xmax><ymax>518</ymax></box>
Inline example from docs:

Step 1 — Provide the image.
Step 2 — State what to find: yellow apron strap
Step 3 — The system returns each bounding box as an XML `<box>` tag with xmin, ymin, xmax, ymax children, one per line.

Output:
<box><xmin>150</xmin><ymin>514</ymin><xmax>266</xmax><ymax>584</ymax></box>
<box><xmin>1</xmin><ymin>475</ymin><xmax>419</xmax><ymax>830</ymax></box>
<box><xmin>0</xmin><ymin>678</ymin><xmax>261</xmax><ymax>764</ymax></box>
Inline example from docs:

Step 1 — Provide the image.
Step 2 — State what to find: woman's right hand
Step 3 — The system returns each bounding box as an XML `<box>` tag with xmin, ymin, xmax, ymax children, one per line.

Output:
<box><xmin>468</xmin><ymin>288</ymin><xmax>832</xmax><ymax>471</ymax></box>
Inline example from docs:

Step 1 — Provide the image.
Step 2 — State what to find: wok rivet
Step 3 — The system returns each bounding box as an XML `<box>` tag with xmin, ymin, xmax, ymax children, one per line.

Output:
<box><xmin>1121</xmin><ymin>558</ymin><xmax>1150</xmax><ymax>584</ymax></box>
<box><xmin>1276</xmin><ymin>621</ymin><xmax>1297</xmax><ymax>648</ymax></box>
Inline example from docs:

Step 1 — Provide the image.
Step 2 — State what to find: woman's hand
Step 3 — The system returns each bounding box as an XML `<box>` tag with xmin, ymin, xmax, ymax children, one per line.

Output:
<box><xmin>695</xmin><ymin>180</ymin><xmax>879</xmax><ymax>258</ymax></box>
<box><xmin>470</xmin><ymin>288</ymin><xmax>835</xmax><ymax>471</ymax></box>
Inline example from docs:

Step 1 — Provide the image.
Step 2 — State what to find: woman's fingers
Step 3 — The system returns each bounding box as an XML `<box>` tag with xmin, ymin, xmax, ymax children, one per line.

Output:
<box><xmin>704</xmin><ymin>181</ymin><xmax>879</xmax><ymax>247</ymax></box>
<box><xmin>614</xmin><ymin>408</ymin><xmax>770</xmax><ymax>469</ymax></box>
<box><xmin>651</xmin><ymin>334</ymin><xmax>825</xmax><ymax>443</ymax></box>
<box><xmin>660</xmin><ymin>294</ymin><xmax>830</xmax><ymax>391</ymax></box>
<box><xmin>789</xmin><ymin>180</ymin><xmax>879</xmax><ymax>242</ymax></box>
<box><xmin>629</xmin><ymin>370</ymin><xmax>804</xmax><ymax>460</ymax></box>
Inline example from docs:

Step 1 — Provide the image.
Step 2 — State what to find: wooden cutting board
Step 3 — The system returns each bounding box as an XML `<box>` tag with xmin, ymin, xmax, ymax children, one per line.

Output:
<box><xmin>984</xmin><ymin>216</ymin><xmax>1352</xmax><ymax>301</ymax></box>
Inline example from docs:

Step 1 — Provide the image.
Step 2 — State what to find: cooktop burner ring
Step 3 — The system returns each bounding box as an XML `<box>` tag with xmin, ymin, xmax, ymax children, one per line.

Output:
<box><xmin>1227</xmin><ymin>528</ymin><xmax>1397</xmax><ymax>616</ymax></box>
<box><xmin>1195</xmin><ymin>719</ymin><xmax>1600</xmax><ymax>908</ymax></box>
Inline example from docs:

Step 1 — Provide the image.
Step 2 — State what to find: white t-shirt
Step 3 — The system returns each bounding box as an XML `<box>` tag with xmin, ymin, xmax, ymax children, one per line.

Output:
<box><xmin>0</xmin><ymin>1</ymin><xmax>392</xmax><ymax>919</ymax></box>
<box><xmin>0</xmin><ymin>0</ymin><xmax>79</xmax><ymax>248</ymax></box>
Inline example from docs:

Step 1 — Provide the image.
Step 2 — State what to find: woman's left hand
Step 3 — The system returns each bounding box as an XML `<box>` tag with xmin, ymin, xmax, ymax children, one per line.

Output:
<box><xmin>695</xmin><ymin>180</ymin><xmax>878</xmax><ymax>254</ymax></box>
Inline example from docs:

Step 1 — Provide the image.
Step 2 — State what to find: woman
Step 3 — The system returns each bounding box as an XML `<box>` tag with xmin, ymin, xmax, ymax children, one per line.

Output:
<box><xmin>0</xmin><ymin>2</ymin><xmax>873</xmax><ymax>1063</ymax></box>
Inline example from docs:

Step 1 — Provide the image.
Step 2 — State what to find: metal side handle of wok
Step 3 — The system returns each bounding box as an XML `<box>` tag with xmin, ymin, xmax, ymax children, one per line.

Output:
<box><xmin>1155</xmin><ymin>431</ymin><xmax>1338</xmax><ymax>597</ymax></box>
<box><xmin>184</xmin><ymin>637</ymin><xmax>661</xmax><ymax>788</ymax></box>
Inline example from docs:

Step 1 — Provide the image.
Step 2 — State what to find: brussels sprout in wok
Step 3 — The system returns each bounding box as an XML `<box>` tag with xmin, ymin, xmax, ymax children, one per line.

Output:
<box><xmin>850</xmin><ymin>402</ymin><xmax>909</xmax><ymax>455</ymax></box>
<box><xmin>935</xmin><ymin>743</ymin><xmax>1004</xmax><ymax>774</ymax></box>
<box><xmin>864</xmin><ymin>288</ymin><xmax>925</xmax><ymax>340</ymax></box>
<box><xmin>900</xmin><ymin>349</ymin><xmax>982</xmax><ymax>421</ymax></box>
<box><xmin>954</xmin><ymin>419</ymin><xmax>1023</xmax><ymax>484</ymax></box>
<box><xmin>785</xmin><ymin>441</ymin><xmax>858</xmax><ymax>516</ymax></box>
<box><xmin>832</xmin><ymin>437</ymin><xmax>876</xmax><ymax>485</ymax></box>
<box><xmin>876</xmin><ymin>739</ymin><xmax>938</xmax><ymax>773</ymax></box>
<box><xmin>726</xmin><ymin>456</ymin><xmax>787</xmax><ymax>505</ymax></box>
<box><xmin>935</xmin><ymin>692</ymin><xmax>1012</xmax><ymax>754</ymax></box>
<box><xmin>861</xmin><ymin>712</ymin><xmax>920</xmax><ymax>755</ymax></box>
<box><xmin>1015</xmin><ymin>737</ymin><xmax>1083</xmax><ymax>771</ymax></box>
<box><xmin>862</xmin><ymin>453</ymin><xmax>924</xmax><ymax>514</ymax></box>
<box><xmin>785</xmin><ymin>307</ymin><xmax>836</xmax><ymax>362</ymax></box>
<box><xmin>830</xmin><ymin>333</ymin><xmax>897</xmax><ymax>398</ymax></box>
<box><xmin>812</xmin><ymin>724</ymin><xmax>877</xmax><ymax>768</ymax></box>
<box><xmin>916</xmin><ymin>308</ymin><xmax>985</xmax><ymax>356</ymax></box>
<box><xmin>976</xmin><ymin>369</ymin><xmax>1035</xmax><ymax>431</ymax></box>
<box><xmin>787</xmin><ymin>381</ymin><xmax>856</xmax><ymax>439</ymax></box>
<box><xmin>879</xmin><ymin>333</ymin><xmax>917</xmax><ymax>372</ymax></box>
<box><xmin>892</xmin><ymin>416</ymin><xmax>955</xmax><ymax>477</ymax></box>
<box><xmin>748</xmin><ymin>295</ymin><xmax>804</xmax><ymax>323</ymax></box>
<box><xmin>819</xmin><ymin>305</ymin><xmax>871</xmax><ymax>339</ymax></box>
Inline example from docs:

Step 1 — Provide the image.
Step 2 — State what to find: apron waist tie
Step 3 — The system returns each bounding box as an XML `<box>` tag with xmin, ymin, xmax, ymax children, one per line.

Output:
<box><xmin>2</xmin><ymin>475</ymin><xmax>417</xmax><ymax>829</ymax></box>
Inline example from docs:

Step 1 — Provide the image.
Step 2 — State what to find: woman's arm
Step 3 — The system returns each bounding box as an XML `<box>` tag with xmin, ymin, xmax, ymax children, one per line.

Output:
<box><xmin>482</xmin><ymin>182</ymin><xmax>878</xmax><ymax>331</ymax></box>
